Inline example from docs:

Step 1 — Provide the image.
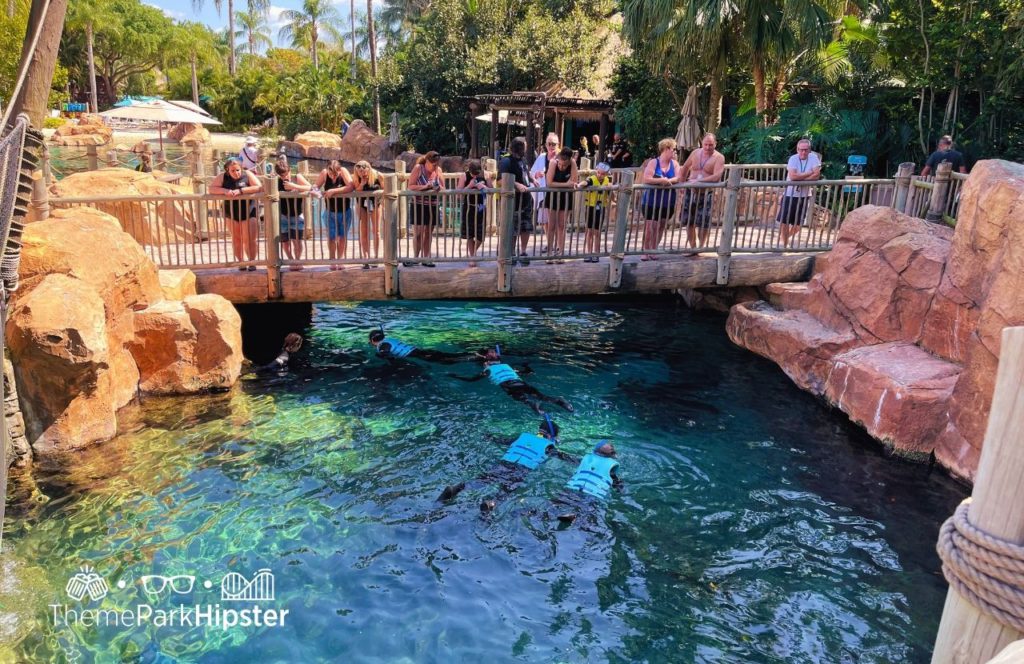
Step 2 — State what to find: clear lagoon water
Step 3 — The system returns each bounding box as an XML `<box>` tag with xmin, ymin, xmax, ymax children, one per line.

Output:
<box><xmin>2</xmin><ymin>299</ymin><xmax>966</xmax><ymax>663</ymax></box>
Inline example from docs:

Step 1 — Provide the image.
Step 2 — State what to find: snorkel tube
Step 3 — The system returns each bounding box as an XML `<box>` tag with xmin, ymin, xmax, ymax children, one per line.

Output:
<box><xmin>543</xmin><ymin>413</ymin><xmax>558</xmax><ymax>444</ymax></box>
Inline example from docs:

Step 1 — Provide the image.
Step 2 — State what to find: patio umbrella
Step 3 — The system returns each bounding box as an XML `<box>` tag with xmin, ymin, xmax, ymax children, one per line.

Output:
<box><xmin>675</xmin><ymin>85</ymin><xmax>702</xmax><ymax>151</ymax></box>
<box><xmin>99</xmin><ymin>100</ymin><xmax>222</xmax><ymax>153</ymax></box>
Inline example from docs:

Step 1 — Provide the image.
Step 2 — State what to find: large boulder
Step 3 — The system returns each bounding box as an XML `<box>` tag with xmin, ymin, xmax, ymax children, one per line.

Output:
<box><xmin>167</xmin><ymin>122</ymin><xmax>211</xmax><ymax>146</ymax></box>
<box><xmin>294</xmin><ymin>131</ymin><xmax>343</xmax><ymax>150</ymax></box>
<box><xmin>339</xmin><ymin>119</ymin><xmax>394</xmax><ymax>165</ymax></box>
<box><xmin>51</xmin><ymin>168</ymin><xmax>199</xmax><ymax>245</ymax></box>
<box><xmin>51</xmin><ymin>114</ymin><xmax>113</xmax><ymax>146</ymax></box>
<box><xmin>726</xmin><ymin>160</ymin><xmax>1024</xmax><ymax>482</ymax></box>
<box><xmin>6</xmin><ymin>207</ymin><xmax>244</xmax><ymax>458</ymax></box>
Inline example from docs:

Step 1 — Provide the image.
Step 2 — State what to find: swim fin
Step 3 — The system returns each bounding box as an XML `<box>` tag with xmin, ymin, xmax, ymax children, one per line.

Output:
<box><xmin>556</xmin><ymin>512</ymin><xmax>577</xmax><ymax>524</ymax></box>
<box><xmin>437</xmin><ymin>482</ymin><xmax>466</xmax><ymax>501</ymax></box>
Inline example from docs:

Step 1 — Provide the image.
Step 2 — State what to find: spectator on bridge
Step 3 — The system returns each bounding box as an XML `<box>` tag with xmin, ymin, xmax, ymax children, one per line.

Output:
<box><xmin>498</xmin><ymin>137</ymin><xmax>535</xmax><ymax>265</ymax></box>
<box><xmin>408</xmin><ymin>151</ymin><xmax>445</xmax><ymax>267</ymax></box>
<box><xmin>531</xmin><ymin>132</ymin><xmax>560</xmax><ymax>251</ymax></box>
<box><xmin>316</xmin><ymin>160</ymin><xmax>354</xmax><ymax>271</ymax></box>
<box><xmin>577</xmin><ymin>162</ymin><xmax>612</xmax><ymax>262</ymax></box>
<box><xmin>545</xmin><ymin>147</ymin><xmax>578</xmax><ymax>263</ymax></box>
<box><xmin>457</xmin><ymin>159</ymin><xmax>492</xmax><ymax>268</ymax></box>
<box><xmin>352</xmin><ymin>161</ymin><xmax>383</xmax><ymax>269</ymax></box>
<box><xmin>239</xmin><ymin>136</ymin><xmax>262</xmax><ymax>172</ymax></box>
<box><xmin>920</xmin><ymin>135</ymin><xmax>967</xmax><ymax>177</ymax></box>
<box><xmin>209</xmin><ymin>157</ymin><xmax>262</xmax><ymax>270</ymax></box>
<box><xmin>608</xmin><ymin>134</ymin><xmax>633</xmax><ymax>168</ymax></box>
<box><xmin>275</xmin><ymin>158</ymin><xmax>312</xmax><ymax>270</ymax></box>
<box><xmin>640</xmin><ymin>138</ymin><xmax>681</xmax><ymax>261</ymax></box>
<box><xmin>778</xmin><ymin>138</ymin><xmax>821</xmax><ymax>249</ymax></box>
<box><xmin>679</xmin><ymin>133</ymin><xmax>726</xmax><ymax>249</ymax></box>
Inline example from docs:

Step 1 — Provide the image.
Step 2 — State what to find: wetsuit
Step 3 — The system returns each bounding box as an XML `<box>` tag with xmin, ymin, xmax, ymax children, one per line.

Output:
<box><xmin>455</xmin><ymin>363</ymin><xmax>573</xmax><ymax>415</ymax></box>
<box><xmin>377</xmin><ymin>337</ymin><xmax>472</xmax><ymax>364</ymax></box>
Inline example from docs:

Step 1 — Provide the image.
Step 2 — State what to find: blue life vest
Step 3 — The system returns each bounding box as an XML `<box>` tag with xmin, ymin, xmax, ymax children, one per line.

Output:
<box><xmin>566</xmin><ymin>453</ymin><xmax>619</xmax><ymax>500</ymax></box>
<box><xmin>487</xmin><ymin>363</ymin><xmax>520</xmax><ymax>385</ymax></box>
<box><xmin>500</xmin><ymin>433</ymin><xmax>551</xmax><ymax>469</ymax></box>
<box><xmin>381</xmin><ymin>337</ymin><xmax>415</xmax><ymax>359</ymax></box>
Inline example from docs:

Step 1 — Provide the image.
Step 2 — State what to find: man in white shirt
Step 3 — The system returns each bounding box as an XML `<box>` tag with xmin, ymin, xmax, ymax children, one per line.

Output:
<box><xmin>777</xmin><ymin>138</ymin><xmax>821</xmax><ymax>248</ymax></box>
<box><xmin>239</xmin><ymin>136</ymin><xmax>261</xmax><ymax>172</ymax></box>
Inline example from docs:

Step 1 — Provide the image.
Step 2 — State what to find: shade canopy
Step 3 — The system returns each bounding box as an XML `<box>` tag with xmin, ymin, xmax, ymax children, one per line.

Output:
<box><xmin>675</xmin><ymin>85</ymin><xmax>702</xmax><ymax>151</ymax></box>
<box><xmin>112</xmin><ymin>95</ymin><xmax>160</xmax><ymax>108</ymax></box>
<box><xmin>100</xmin><ymin>100</ymin><xmax>222</xmax><ymax>125</ymax></box>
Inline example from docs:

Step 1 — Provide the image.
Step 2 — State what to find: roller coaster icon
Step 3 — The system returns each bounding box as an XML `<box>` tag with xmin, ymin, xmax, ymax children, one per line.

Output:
<box><xmin>220</xmin><ymin>568</ymin><xmax>275</xmax><ymax>602</ymax></box>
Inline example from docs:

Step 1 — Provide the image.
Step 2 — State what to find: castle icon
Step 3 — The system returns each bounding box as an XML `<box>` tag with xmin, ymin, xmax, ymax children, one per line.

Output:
<box><xmin>220</xmin><ymin>568</ymin><xmax>275</xmax><ymax>602</ymax></box>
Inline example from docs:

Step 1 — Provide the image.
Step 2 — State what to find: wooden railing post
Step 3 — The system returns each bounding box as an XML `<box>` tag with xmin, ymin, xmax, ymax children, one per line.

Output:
<box><xmin>86</xmin><ymin>144</ymin><xmax>98</xmax><ymax>171</ymax></box>
<box><xmin>926</xmin><ymin>161</ymin><xmax>953</xmax><ymax>224</ymax></box>
<box><xmin>30</xmin><ymin>166</ymin><xmax>49</xmax><ymax>222</ymax></box>
<box><xmin>893</xmin><ymin>161</ymin><xmax>915</xmax><ymax>214</ymax></box>
<box><xmin>264</xmin><ymin>175</ymin><xmax>282</xmax><ymax>299</ymax></box>
<box><xmin>212</xmin><ymin>149</ymin><xmax>222</xmax><ymax>175</ymax></box>
<box><xmin>298</xmin><ymin>160</ymin><xmax>313</xmax><ymax>230</ymax></box>
<box><xmin>497</xmin><ymin>173</ymin><xmax>516</xmax><ymax>293</ymax></box>
<box><xmin>40</xmin><ymin>142</ymin><xmax>51</xmax><ymax>186</ymax></box>
<box><xmin>106</xmin><ymin>149</ymin><xmax>118</xmax><ymax>168</ymax></box>
<box><xmin>395</xmin><ymin>159</ymin><xmax>408</xmax><ymax>244</ymax></box>
<box><xmin>383</xmin><ymin>172</ymin><xmax>400</xmax><ymax>296</ymax></box>
<box><xmin>193</xmin><ymin>146</ymin><xmax>209</xmax><ymax>241</ymax></box>
<box><xmin>932</xmin><ymin>326</ymin><xmax>1024</xmax><ymax>664</ymax></box>
<box><xmin>608</xmin><ymin>170</ymin><xmax>634</xmax><ymax>288</ymax></box>
<box><xmin>717</xmin><ymin>166</ymin><xmax>743</xmax><ymax>285</ymax></box>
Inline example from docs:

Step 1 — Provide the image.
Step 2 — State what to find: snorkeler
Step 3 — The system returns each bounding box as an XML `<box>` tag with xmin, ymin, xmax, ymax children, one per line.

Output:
<box><xmin>437</xmin><ymin>417</ymin><xmax>578</xmax><ymax>511</ymax></box>
<box><xmin>252</xmin><ymin>333</ymin><xmax>303</xmax><ymax>373</ymax></box>
<box><xmin>369</xmin><ymin>328</ymin><xmax>476</xmax><ymax>364</ymax></box>
<box><xmin>450</xmin><ymin>348</ymin><xmax>574</xmax><ymax>415</ymax></box>
<box><xmin>553</xmin><ymin>441</ymin><xmax>621</xmax><ymax>524</ymax></box>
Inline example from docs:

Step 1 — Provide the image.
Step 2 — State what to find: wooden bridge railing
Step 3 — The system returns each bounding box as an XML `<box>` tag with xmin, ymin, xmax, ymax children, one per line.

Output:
<box><xmin>38</xmin><ymin>156</ymin><xmax>960</xmax><ymax>290</ymax></box>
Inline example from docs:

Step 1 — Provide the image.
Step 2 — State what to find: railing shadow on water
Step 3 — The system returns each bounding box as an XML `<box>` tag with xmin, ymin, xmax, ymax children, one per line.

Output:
<box><xmin>43</xmin><ymin>162</ymin><xmax>956</xmax><ymax>281</ymax></box>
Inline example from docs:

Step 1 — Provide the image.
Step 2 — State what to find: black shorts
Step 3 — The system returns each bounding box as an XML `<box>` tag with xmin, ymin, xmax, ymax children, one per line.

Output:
<box><xmin>777</xmin><ymin>195</ymin><xmax>810</xmax><ymax>226</ymax></box>
<box><xmin>585</xmin><ymin>206</ymin><xmax>605</xmax><ymax>230</ymax></box>
<box><xmin>224</xmin><ymin>202</ymin><xmax>257</xmax><ymax>222</ymax></box>
<box><xmin>461</xmin><ymin>206</ymin><xmax>486</xmax><ymax>240</ymax></box>
<box><xmin>682</xmin><ymin>190</ymin><xmax>714</xmax><ymax>229</ymax></box>
<box><xmin>642</xmin><ymin>203</ymin><xmax>674</xmax><ymax>222</ymax></box>
<box><xmin>514</xmin><ymin>207</ymin><xmax>534</xmax><ymax>233</ymax></box>
<box><xmin>547</xmin><ymin>190</ymin><xmax>574</xmax><ymax>212</ymax></box>
<box><xmin>411</xmin><ymin>203</ymin><xmax>438</xmax><ymax>226</ymax></box>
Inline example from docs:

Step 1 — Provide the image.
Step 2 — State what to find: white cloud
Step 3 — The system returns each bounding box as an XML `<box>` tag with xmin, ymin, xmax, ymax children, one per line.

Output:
<box><xmin>267</xmin><ymin>5</ymin><xmax>289</xmax><ymax>30</ymax></box>
<box><xmin>145</xmin><ymin>2</ymin><xmax>185</xmax><ymax>20</ymax></box>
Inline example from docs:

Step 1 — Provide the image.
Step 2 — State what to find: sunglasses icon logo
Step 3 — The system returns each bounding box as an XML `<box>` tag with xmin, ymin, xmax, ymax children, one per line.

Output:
<box><xmin>140</xmin><ymin>575</ymin><xmax>195</xmax><ymax>600</ymax></box>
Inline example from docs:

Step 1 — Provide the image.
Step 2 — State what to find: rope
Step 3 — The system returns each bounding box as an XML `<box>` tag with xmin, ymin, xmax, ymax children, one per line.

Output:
<box><xmin>937</xmin><ymin>500</ymin><xmax>1024</xmax><ymax>632</ymax></box>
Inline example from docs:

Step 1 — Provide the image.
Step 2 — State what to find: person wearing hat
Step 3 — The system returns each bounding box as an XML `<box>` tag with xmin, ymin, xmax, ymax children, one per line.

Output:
<box><xmin>239</xmin><ymin>136</ymin><xmax>261</xmax><ymax>172</ymax></box>
<box><xmin>554</xmin><ymin>441</ymin><xmax>621</xmax><ymax>523</ymax></box>
<box><xmin>577</xmin><ymin>162</ymin><xmax>613</xmax><ymax>262</ymax></box>
<box><xmin>133</xmin><ymin>144</ymin><xmax>153</xmax><ymax>173</ymax></box>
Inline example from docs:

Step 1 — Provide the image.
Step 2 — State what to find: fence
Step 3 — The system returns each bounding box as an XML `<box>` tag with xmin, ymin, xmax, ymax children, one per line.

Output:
<box><xmin>38</xmin><ymin>156</ymin><xmax>961</xmax><ymax>286</ymax></box>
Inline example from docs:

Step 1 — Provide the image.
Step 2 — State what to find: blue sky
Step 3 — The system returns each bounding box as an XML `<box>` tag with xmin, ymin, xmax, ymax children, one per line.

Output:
<box><xmin>144</xmin><ymin>0</ymin><xmax>357</xmax><ymax>47</ymax></box>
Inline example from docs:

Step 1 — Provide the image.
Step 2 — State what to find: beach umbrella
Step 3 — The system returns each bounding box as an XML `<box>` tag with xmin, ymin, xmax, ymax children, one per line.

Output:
<box><xmin>99</xmin><ymin>100</ymin><xmax>222</xmax><ymax>153</ymax></box>
<box><xmin>675</xmin><ymin>85</ymin><xmax>702</xmax><ymax>151</ymax></box>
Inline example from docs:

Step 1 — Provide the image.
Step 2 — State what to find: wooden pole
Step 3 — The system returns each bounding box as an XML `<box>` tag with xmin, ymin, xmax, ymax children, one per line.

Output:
<box><xmin>470</xmin><ymin>104</ymin><xmax>479</xmax><ymax>159</ymax></box>
<box><xmin>893</xmin><ymin>161</ymin><xmax>915</xmax><ymax>213</ymax></box>
<box><xmin>264</xmin><ymin>175</ymin><xmax>282</xmax><ymax>299</ymax></box>
<box><xmin>932</xmin><ymin>326</ymin><xmax>1024</xmax><ymax>663</ymax></box>
<box><xmin>86</xmin><ymin>144</ymin><xmax>98</xmax><ymax>171</ymax></box>
<box><xmin>490</xmin><ymin>107</ymin><xmax>498</xmax><ymax>160</ymax></box>
<box><xmin>395</xmin><ymin>159</ymin><xmax>408</xmax><ymax>242</ymax></box>
<box><xmin>608</xmin><ymin>170</ymin><xmax>634</xmax><ymax>288</ymax></box>
<box><xmin>926</xmin><ymin>161</ymin><xmax>953</xmax><ymax>224</ymax></box>
<box><xmin>383</xmin><ymin>172</ymin><xmax>399</xmax><ymax>296</ymax></box>
<box><xmin>497</xmin><ymin>173</ymin><xmax>516</xmax><ymax>292</ymax></box>
<box><xmin>598</xmin><ymin>113</ymin><xmax>609</xmax><ymax>163</ymax></box>
<box><xmin>194</xmin><ymin>147</ymin><xmax>209</xmax><ymax>241</ymax></box>
<box><xmin>717</xmin><ymin>166</ymin><xmax>743</xmax><ymax>284</ymax></box>
<box><xmin>106</xmin><ymin>149</ymin><xmax>118</xmax><ymax>167</ymax></box>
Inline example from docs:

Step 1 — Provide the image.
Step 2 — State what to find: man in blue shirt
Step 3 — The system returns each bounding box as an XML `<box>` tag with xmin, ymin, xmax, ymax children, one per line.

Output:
<box><xmin>921</xmin><ymin>135</ymin><xmax>967</xmax><ymax>177</ymax></box>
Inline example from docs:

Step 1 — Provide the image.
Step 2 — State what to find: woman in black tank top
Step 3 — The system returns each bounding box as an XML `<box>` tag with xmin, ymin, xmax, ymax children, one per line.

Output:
<box><xmin>275</xmin><ymin>159</ymin><xmax>312</xmax><ymax>270</ymax></box>
<box><xmin>210</xmin><ymin>157</ymin><xmax>262</xmax><ymax>269</ymax></box>
<box><xmin>316</xmin><ymin>160</ymin><xmax>353</xmax><ymax>270</ymax></box>
<box><xmin>544</xmin><ymin>147</ymin><xmax>578</xmax><ymax>262</ymax></box>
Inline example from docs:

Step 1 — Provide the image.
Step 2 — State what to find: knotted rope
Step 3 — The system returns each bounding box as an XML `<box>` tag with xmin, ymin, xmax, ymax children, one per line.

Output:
<box><xmin>938</xmin><ymin>500</ymin><xmax>1024</xmax><ymax>632</ymax></box>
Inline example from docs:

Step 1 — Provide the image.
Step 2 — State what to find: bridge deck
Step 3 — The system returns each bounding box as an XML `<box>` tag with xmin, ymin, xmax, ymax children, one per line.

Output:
<box><xmin>192</xmin><ymin>252</ymin><xmax>815</xmax><ymax>303</ymax></box>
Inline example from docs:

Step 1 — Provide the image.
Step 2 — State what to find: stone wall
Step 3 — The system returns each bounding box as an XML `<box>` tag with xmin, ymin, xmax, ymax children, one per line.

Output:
<box><xmin>726</xmin><ymin>160</ymin><xmax>1024</xmax><ymax>483</ymax></box>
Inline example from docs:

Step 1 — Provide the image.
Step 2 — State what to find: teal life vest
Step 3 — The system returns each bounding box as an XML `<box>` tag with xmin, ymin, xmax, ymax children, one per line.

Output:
<box><xmin>381</xmin><ymin>337</ymin><xmax>415</xmax><ymax>359</ymax></box>
<box><xmin>487</xmin><ymin>363</ymin><xmax>520</xmax><ymax>385</ymax></box>
<box><xmin>500</xmin><ymin>432</ymin><xmax>551</xmax><ymax>469</ymax></box>
<box><xmin>566</xmin><ymin>453</ymin><xmax>619</xmax><ymax>500</ymax></box>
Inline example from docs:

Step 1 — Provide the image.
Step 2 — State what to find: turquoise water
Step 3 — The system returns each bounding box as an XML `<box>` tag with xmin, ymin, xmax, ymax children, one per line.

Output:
<box><xmin>3</xmin><ymin>299</ymin><xmax>966</xmax><ymax>663</ymax></box>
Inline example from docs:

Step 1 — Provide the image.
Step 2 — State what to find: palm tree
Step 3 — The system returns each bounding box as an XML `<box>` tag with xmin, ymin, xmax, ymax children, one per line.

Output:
<box><xmin>170</xmin><ymin>22</ymin><xmax>220</xmax><ymax>105</ymax></box>
<box><xmin>368</xmin><ymin>0</ymin><xmax>380</xmax><ymax>132</ymax></box>
<box><xmin>234</xmin><ymin>8</ymin><xmax>271</xmax><ymax>56</ymax></box>
<box><xmin>67</xmin><ymin>0</ymin><xmax>110</xmax><ymax>112</ymax></box>
<box><xmin>378</xmin><ymin>0</ymin><xmax>428</xmax><ymax>43</ymax></box>
<box><xmin>191</xmin><ymin>0</ymin><xmax>266</xmax><ymax>75</ymax></box>
<box><xmin>279</xmin><ymin>0</ymin><xmax>343</xmax><ymax>70</ymax></box>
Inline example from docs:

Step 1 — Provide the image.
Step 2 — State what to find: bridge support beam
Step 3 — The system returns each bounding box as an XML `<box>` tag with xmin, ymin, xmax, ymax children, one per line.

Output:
<box><xmin>383</xmin><ymin>172</ymin><xmax>399</xmax><ymax>296</ymax></box>
<box><xmin>717</xmin><ymin>166</ymin><xmax>743</xmax><ymax>285</ymax></box>
<box><xmin>608</xmin><ymin>171</ymin><xmax>633</xmax><ymax>288</ymax></box>
<box><xmin>264</xmin><ymin>175</ymin><xmax>282</xmax><ymax>299</ymax></box>
<box><xmin>497</xmin><ymin>173</ymin><xmax>516</xmax><ymax>293</ymax></box>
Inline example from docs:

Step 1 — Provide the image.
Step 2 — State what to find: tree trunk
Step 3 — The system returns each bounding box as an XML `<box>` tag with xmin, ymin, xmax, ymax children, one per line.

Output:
<box><xmin>707</xmin><ymin>72</ymin><xmax>724</xmax><ymax>131</ymax></box>
<box><xmin>7</xmin><ymin>0</ymin><xmax>14</xmax><ymax>19</ymax></box>
<box><xmin>249</xmin><ymin>31</ymin><xmax>255</xmax><ymax>57</ymax></box>
<box><xmin>312</xmin><ymin>24</ymin><xmax>319</xmax><ymax>70</ymax></box>
<box><xmin>9</xmin><ymin>0</ymin><xmax>68</xmax><ymax>127</ymax></box>
<box><xmin>350</xmin><ymin>0</ymin><xmax>357</xmax><ymax>79</ymax></box>
<box><xmin>86</xmin><ymin>23</ymin><xmax>98</xmax><ymax>113</ymax></box>
<box><xmin>227</xmin><ymin>0</ymin><xmax>236</xmax><ymax>75</ymax></box>
<box><xmin>368</xmin><ymin>0</ymin><xmax>379</xmax><ymax>133</ymax></box>
<box><xmin>191</xmin><ymin>54</ymin><xmax>199</xmax><ymax>105</ymax></box>
<box><xmin>753</xmin><ymin>58</ymin><xmax>767</xmax><ymax>121</ymax></box>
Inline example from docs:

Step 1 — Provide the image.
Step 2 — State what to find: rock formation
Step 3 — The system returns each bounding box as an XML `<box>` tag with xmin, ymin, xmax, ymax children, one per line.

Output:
<box><xmin>726</xmin><ymin>160</ymin><xmax>1024</xmax><ymax>482</ymax></box>
<box><xmin>6</xmin><ymin>208</ymin><xmax>242</xmax><ymax>457</ymax></box>
<box><xmin>50</xmin><ymin>114</ymin><xmax>113</xmax><ymax>146</ymax></box>
<box><xmin>166</xmin><ymin>122</ymin><xmax>211</xmax><ymax>146</ymax></box>
<box><xmin>279</xmin><ymin>121</ymin><xmax>398</xmax><ymax>168</ymax></box>
<box><xmin>51</xmin><ymin>168</ymin><xmax>200</xmax><ymax>245</ymax></box>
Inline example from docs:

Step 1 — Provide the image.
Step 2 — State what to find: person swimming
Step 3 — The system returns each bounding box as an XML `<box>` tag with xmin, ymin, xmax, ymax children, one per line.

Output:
<box><xmin>449</xmin><ymin>348</ymin><xmax>574</xmax><ymax>415</ymax></box>
<box><xmin>555</xmin><ymin>441</ymin><xmax>621</xmax><ymax>523</ymax></box>
<box><xmin>437</xmin><ymin>417</ymin><xmax>578</xmax><ymax>511</ymax></box>
<box><xmin>252</xmin><ymin>333</ymin><xmax>303</xmax><ymax>373</ymax></box>
<box><xmin>369</xmin><ymin>329</ymin><xmax>476</xmax><ymax>364</ymax></box>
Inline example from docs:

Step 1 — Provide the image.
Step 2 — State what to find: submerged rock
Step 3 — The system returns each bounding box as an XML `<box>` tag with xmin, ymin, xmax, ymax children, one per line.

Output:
<box><xmin>726</xmin><ymin>160</ymin><xmax>1024</xmax><ymax>482</ymax></box>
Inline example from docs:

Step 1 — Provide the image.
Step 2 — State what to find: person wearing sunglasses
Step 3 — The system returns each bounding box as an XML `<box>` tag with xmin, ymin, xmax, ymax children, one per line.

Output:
<box><xmin>352</xmin><ymin>161</ymin><xmax>383</xmax><ymax>269</ymax></box>
<box><xmin>531</xmin><ymin>133</ymin><xmax>561</xmax><ymax>254</ymax></box>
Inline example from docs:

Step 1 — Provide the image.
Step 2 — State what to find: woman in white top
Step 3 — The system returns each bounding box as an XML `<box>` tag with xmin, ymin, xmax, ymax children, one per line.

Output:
<box><xmin>531</xmin><ymin>132</ymin><xmax>560</xmax><ymax>254</ymax></box>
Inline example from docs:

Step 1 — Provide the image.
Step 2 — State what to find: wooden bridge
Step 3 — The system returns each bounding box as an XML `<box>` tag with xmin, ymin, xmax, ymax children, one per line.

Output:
<box><xmin>41</xmin><ymin>160</ymin><xmax>963</xmax><ymax>303</ymax></box>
